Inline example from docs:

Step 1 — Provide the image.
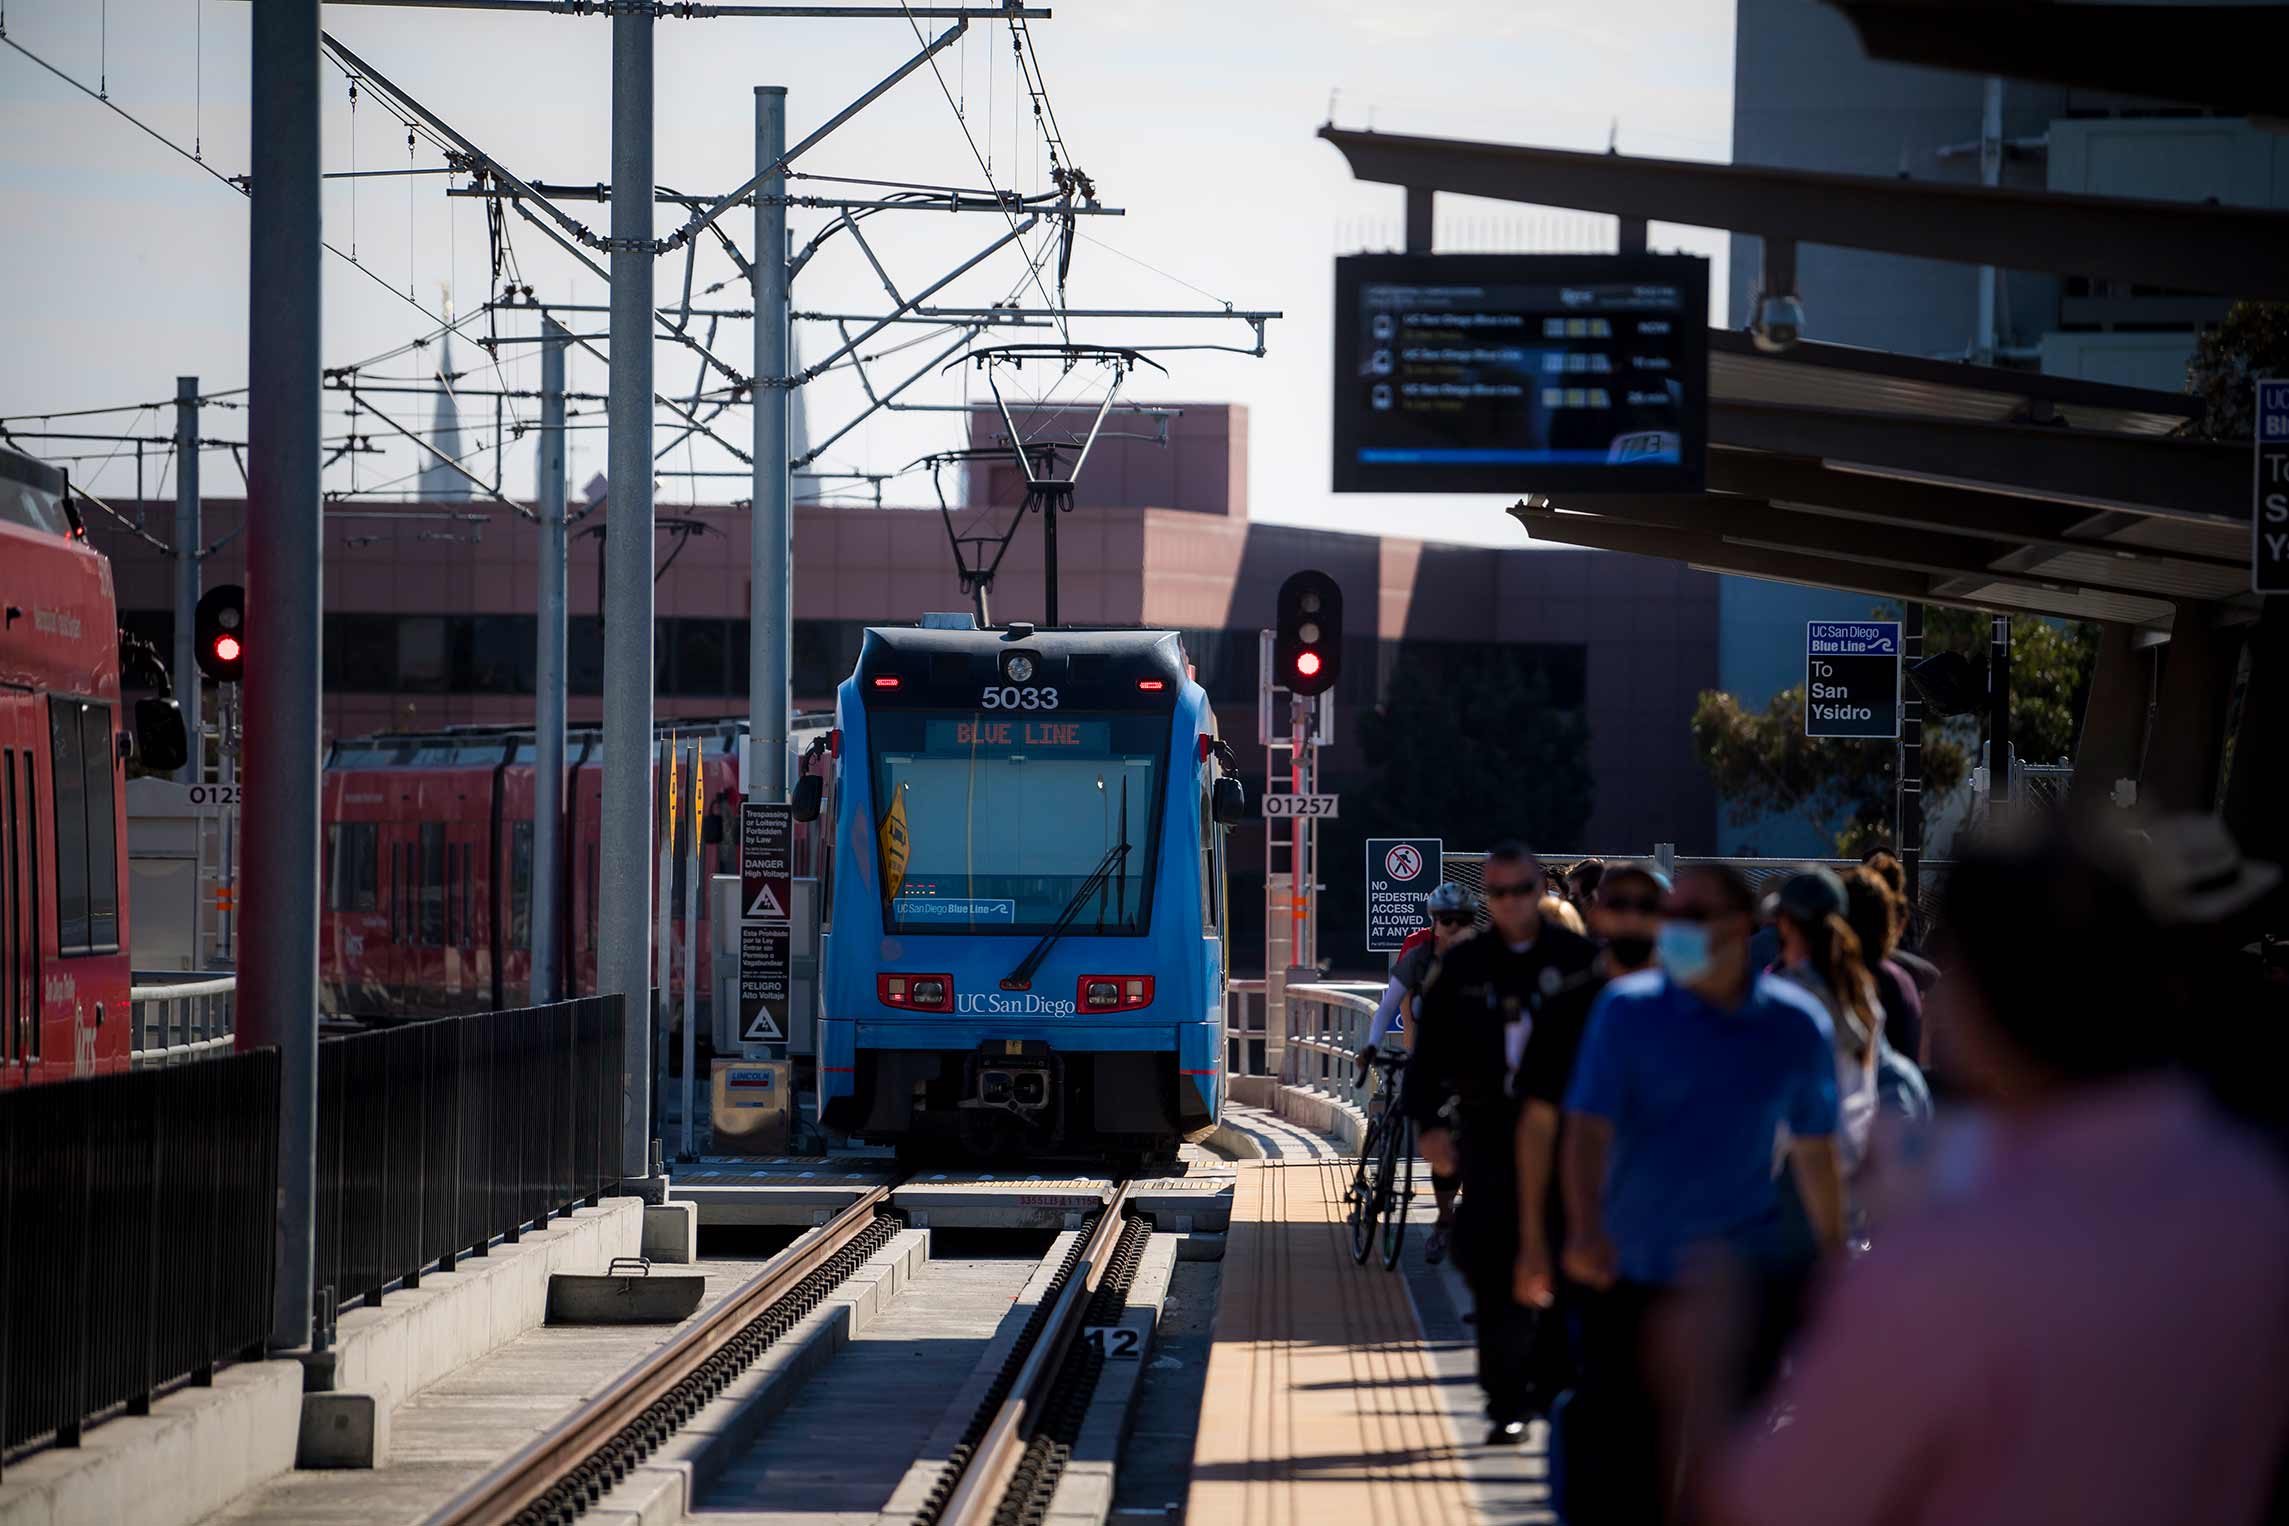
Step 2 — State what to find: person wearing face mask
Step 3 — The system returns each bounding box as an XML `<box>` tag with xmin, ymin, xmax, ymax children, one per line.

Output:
<box><xmin>1508</xmin><ymin>861</ymin><xmax>1668</xmax><ymax>1417</ymax></box>
<box><xmin>1554</xmin><ymin>864</ymin><xmax>1845</xmax><ymax>1524</ymax></box>
<box><xmin>1402</xmin><ymin>840</ymin><xmax>1597</xmax><ymax>1444</ymax></box>
<box><xmin>1709</xmin><ymin>821</ymin><xmax>2289</xmax><ymax>1526</ymax></box>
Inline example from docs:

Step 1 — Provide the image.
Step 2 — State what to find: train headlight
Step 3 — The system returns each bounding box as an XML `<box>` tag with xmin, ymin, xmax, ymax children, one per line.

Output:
<box><xmin>1084</xmin><ymin>979</ymin><xmax>1120</xmax><ymax>1008</ymax></box>
<box><xmin>912</xmin><ymin>977</ymin><xmax>948</xmax><ymax>1007</ymax></box>
<box><xmin>1006</xmin><ymin>654</ymin><xmax>1036</xmax><ymax>684</ymax></box>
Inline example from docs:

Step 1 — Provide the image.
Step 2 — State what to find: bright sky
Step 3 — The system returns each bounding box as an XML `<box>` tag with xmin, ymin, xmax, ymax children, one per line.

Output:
<box><xmin>0</xmin><ymin>0</ymin><xmax>1734</xmax><ymax>550</ymax></box>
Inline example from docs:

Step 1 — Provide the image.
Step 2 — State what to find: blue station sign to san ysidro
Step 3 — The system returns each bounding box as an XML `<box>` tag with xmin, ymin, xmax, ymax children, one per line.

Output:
<box><xmin>1366</xmin><ymin>837</ymin><xmax>1442</xmax><ymax>953</ymax></box>
<box><xmin>1805</xmin><ymin>621</ymin><xmax>1902</xmax><ymax>739</ymax></box>
<box><xmin>2257</xmin><ymin>377</ymin><xmax>2288</xmax><ymax>595</ymax></box>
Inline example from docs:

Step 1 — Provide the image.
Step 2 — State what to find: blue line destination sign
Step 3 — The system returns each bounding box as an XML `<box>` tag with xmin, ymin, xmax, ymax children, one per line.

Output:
<box><xmin>1804</xmin><ymin>621</ymin><xmax>1901</xmax><ymax>739</ymax></box>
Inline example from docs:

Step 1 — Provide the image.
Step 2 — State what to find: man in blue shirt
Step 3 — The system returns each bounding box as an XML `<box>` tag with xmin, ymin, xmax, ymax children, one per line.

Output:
<box><xmin>1556</xmin><ymin>863</ymin><xmax>1845</xmax><ymax>1524</ymax></box>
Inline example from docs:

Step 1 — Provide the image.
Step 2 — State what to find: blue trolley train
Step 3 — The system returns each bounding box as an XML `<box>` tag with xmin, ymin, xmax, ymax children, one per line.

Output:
<box><xmin>809</xmin><ymin>619</ymin><xmax>1243</xmax><ymax>1158</ymax></box>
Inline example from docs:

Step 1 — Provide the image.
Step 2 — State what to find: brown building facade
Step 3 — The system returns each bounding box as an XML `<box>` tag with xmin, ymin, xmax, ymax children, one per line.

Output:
<box><xmin>98</xmin><ymin>402</ymin><xmax>1721</xmax><ymax>965</ymax></box>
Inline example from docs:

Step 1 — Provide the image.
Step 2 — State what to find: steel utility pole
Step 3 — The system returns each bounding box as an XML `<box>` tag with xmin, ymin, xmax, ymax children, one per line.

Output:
<box><xmin>241</xmin><ymin>0</ymin><xmax>322</xmax><ymax>1354</ymax></box>
<box><xmin>533</xmin><ymin>320</ymin><xmax>569</xmax><ymax>1005</ymax></box>
<box><xmin>603</xmin><ymin>3</ymin><xmax>658</xmax><ymax>1185</ymax></box>
<box><xmin>749</xmin><ymin>85</ymin><xmax>791</xmax><ymax>803</ymax></box>
<box><xmin>1899</xmin><ymin>603</ymin><xmax>1924</xmax><ymax>927</ymax></box>
<box><xmin>172</xmin><ymin>377</ymin><xmax>202</xmax><ymax>786</ymax></box>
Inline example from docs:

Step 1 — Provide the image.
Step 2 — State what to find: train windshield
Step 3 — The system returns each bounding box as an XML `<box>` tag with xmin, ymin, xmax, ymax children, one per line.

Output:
<box><xmin>868</xmin><ymin>710</ymin><xmax>1166</xmax><ymax>936</ymax></box>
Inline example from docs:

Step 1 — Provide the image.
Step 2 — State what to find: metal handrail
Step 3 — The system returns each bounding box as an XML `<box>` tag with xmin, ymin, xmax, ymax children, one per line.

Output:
<box><xmin>129</xmin><ymin>970</ymin><xmax>238</xmax><ymax>1069</ymax></box>
<box><xmin>1282</xmin><ymin>981</ymin><xmax>1384</xmax><ymax>1112</ymax></box>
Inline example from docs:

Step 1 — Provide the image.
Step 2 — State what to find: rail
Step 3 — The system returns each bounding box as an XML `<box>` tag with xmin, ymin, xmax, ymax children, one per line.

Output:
<box><xmin>128</xmin><ymin>970</ymin><xmax>238</xmax><ymax>1068</ymax></box>
<box><xmin>940</xmin><ymin>1181</ymin><xmax>1138</xmax><ymax>1526</ymax></box>
<box><xmin>428</xmin><ymin>1184</ymin><xmax>900</xmax><ymax>1526</ymax></box>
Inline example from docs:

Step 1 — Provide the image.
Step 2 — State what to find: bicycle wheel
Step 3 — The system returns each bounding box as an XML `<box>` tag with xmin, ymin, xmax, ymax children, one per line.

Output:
<box><xmin>1380</xmin><ymin>1115</ymin><xmax>1413</xmax><ymax>1268</ymax></box>
<box><xmin>1349</xmin><ymin>1114</ymin><xmax>1386</xmax><ymax>1265</ymax></box>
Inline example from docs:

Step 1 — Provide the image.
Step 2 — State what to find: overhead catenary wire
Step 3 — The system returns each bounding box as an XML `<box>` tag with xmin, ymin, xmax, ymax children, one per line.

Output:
<box><xmin>0</xmin><ymin>29</ymin><xmax>449</xmax><ymax>329</ymax></box>
<box><xmin>897</xmin><ymin>0</ymin><xmax>1065</xmax><ymax>342</ymax></box>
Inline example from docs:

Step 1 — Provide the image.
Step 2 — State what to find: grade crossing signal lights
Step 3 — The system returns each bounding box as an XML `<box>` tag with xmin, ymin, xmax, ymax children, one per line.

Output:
<box><xmin>1275</xmin><ymin>570</ymin><xmax>1342</xmax><ymax>697</ymax></box>
<box><xmin>194</xmin><ymin>584</ymin><xmax>246</xmax><ymax>684</ymax></box>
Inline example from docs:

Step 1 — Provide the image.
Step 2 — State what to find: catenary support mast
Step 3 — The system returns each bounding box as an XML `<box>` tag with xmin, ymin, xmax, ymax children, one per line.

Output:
<box><xmin>603</xmin><ymin>4</ymin><xmax>658</xmax><ymax>1184</ymax></box>
<box><xmin>172</xmin><ymin>377</ymin><xmax>202</xmax><ymax>785</ymax></box>
<box><xmin>533</xmin><ymin>320</ymin><xmax>569</xmax><ymax>1004</ymax></box>
<box><xmin>241</xmin><ymin>0</ymin><xmax>323</xmax><ymax>1353</ymax></box>
<box><xmin>750</xmin><ymin>85</ymin><xmax>791</xmax><ymax>802</ymax></box>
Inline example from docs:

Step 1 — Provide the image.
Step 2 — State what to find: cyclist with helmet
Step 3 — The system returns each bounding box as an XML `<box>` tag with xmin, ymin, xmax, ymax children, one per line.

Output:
<box><xmin>1359</xmin><ymin>881</ymin><xmax>1478</xmax><ymax>1261</ymax></box>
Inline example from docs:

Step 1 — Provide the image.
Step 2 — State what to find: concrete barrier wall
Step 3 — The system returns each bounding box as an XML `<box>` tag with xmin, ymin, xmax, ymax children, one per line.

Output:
<box><xmin>332</xmin><ymin>1197</ymin><xmax>644</xmax><ymax>1401</ymax></box>
<box><xmin>0</xmin><ymin>1361</ymin><xmax>301</xmax><ymax>1526</ymax></box>
<box><xmin>1267</xmin><ymin>1083</ymin><xmax>1370</xmax><ymax>1154</ymax></box>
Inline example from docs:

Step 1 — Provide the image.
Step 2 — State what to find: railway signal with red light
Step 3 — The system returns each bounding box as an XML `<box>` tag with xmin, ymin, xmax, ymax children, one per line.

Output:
<box><xmin>1274</xmin><ymin>570</ymin><xmax>1342</xmax><ymax>697</ymax></box>
<box><xmin>194</xmin><ymin>584</ymin><xmax>246</xmax><ymax>684</ymax></box>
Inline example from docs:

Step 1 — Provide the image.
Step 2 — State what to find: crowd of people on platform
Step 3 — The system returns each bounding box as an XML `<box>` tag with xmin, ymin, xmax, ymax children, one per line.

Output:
<box><xmin>1365</xmin><ymin>816</ymin><xmax>2288</xmax><ymax>1525</ymax></box>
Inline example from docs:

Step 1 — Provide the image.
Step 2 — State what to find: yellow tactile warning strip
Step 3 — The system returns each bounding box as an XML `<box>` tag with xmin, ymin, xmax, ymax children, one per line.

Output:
<box><xmin>1188</xmin><ymin>1159</ymin><xmax>1476</xmax><ymax>1526</ymax></box>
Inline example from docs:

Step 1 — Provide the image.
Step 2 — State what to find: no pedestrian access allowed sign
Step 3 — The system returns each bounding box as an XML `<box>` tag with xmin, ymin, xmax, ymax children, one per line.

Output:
<box><xmin>2257</xmin><ymin>377</ymin><xmax>2288</xmax><ymax>595</ymax></box>
<box><xmin>1804</xmin><ymin>621</ymin><xmax>1901</xmax><ymax>740</ymax></box>
<box><xmin>1365</xmin><ymin>837</ymin><xmax>1442</xmax><ymax>953</ymax></box>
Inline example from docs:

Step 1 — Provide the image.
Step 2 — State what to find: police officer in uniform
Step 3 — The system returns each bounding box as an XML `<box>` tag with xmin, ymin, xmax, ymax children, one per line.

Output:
<box><xmin>1402</xmin><ymin>840</ymin><xmax>1597</xmax><ymax>1443</ymax></box>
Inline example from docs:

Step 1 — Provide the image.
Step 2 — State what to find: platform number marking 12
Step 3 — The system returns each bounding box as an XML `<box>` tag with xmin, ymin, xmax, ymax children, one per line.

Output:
<box><xmin>1082</xmin><ymin>1326</ymin><xmax>1142</xmax><ymax>1359</ymax></box>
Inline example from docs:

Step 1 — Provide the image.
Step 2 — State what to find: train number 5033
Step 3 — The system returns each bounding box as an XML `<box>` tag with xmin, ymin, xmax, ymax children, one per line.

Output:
<box><xmin>979</xmin><ymin>686</ymin><xmax>1059</xmax><ymax>711</ymax></box>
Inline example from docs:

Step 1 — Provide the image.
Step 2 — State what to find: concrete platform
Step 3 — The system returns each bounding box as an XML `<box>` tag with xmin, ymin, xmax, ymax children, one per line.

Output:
<box><xmin>670</xmin><ymin>1145</ymin><xmax>1237</xmax><ymax>1233</ymax></box>
<box><xmin>668</xmin><ymin>1158</ymin><xmax>893</xmax><ymax>1228</ymax></box>
<box><xmin>891</xmin><ymin>1173</ymin><xmax>1121</xmax><ymax>1230</ymax></box>
<box><xmin>1125</xmin><ymin>1162</ymin><xmax>1238</xmax><ymax>1233</ymax></box>
<box><xmin>204</xmin><ymin>1248</ymin><xmax>787</xmax><ymax>1526</ymax></box>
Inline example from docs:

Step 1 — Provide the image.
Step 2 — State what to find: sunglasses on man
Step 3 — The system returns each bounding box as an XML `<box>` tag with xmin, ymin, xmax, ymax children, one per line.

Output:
<box><xmin>1433</xmin><ymin>912</ymin><xmax>1474</xmax><ymax>928</ymax></box>
<box><xmin>1599</xmin><ymin>894</ymin><xmax>1660</xmax><ymax>916</ymax></box>
<box><xmin>1482</xmin><ymin>880</ymin><xmax>1541</xmax><ymax>901</ymax></box>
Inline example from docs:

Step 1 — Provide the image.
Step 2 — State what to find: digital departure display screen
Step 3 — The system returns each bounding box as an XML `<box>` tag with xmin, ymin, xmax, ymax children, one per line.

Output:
<box><xmin>1332</xmin><ymin>253</ymin><xmax>1708</xmax><ymax>495</ymax></box>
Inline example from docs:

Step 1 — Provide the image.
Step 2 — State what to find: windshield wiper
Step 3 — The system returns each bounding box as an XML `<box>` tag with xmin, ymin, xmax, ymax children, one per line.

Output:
<box><xmin>1004</xmin><ymin>834</ymin><xmax>1131</xmax><ymax>991</ymax></box>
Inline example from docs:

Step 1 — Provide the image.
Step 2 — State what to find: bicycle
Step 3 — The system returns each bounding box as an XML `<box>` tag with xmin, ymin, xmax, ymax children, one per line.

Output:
<box><xmin>1346</xmin><ymin>1049</ymin><xmax>1415</xmax><ymax>1269</ymax></box>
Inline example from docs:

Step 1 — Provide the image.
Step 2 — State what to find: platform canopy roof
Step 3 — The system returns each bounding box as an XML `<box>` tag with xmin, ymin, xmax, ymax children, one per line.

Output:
<box><xmin>1516</xmin><ymin>333</ymin><xmax>2252</xmax><ymax>632</ymax></box>
<box><xmin>1316</xmin><ymin>124</ymin><xmax>2278</xmax><ymax>632</ymax></box>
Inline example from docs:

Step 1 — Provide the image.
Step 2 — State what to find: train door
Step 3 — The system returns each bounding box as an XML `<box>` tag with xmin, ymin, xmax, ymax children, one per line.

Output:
<box><xmin>448</xmin><ymin>819</ymin><xmax>485</xmax><ymax>1010</ymax></box>
<box><xmin>0</xmin><ymin>697</ymin><xmax>37</xmax><ymax>1088</ymax></box>
<box><xmin>373</xmin><ymin>819</ymin><xmax>410</xmax><ymax>1011</ymax></box>
<box><xmin>44</xmin><ymin>696</ymin><xmax>127</xmax><ymax>1077</ymax></box>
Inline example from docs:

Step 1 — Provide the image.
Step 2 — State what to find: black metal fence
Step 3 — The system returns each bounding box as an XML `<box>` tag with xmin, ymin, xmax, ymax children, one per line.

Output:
<box><xmin>1</xmin><ymin>1049</ymin><xmax>281</xmax><ymax>1464</ymax></box>
<box><xmin>313</xmin><ymin>996</ymin><xmax>625</xmax><ymax>1314</ymax></box>
<box><xmin>0</xmin><ymin>995</ymin><xmax>626</xmax><ymax>1469</ymax></box>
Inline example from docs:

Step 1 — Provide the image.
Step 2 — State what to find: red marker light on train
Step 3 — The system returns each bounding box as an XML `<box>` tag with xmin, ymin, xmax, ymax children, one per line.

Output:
<box><xmin>871</xmin><ymin>675</ymin><xmax>900</xmax><ymax>689</ymax></box>
<box><xmin>1136</xmin><ymin>678</ymin><xmax>1166</xmax><ymax>691</ymax></box>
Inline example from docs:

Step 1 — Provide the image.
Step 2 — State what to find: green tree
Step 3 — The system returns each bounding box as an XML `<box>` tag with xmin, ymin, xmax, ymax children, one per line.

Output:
<box><xmin>1691</xmin><ymin>688</ymin><xmax>1967</xmax><ymax>857</ymax></box>
<box><xmin>2181</xmin><ymin>300</ymin><xmax>2289</xmax><ymax>440</ymax></box>
<box><xmin>1918</xmin><ymin>609</ymin><xmax>2097</xmax><ymax>767</ymax></box>
<box><xmin>1355</xmin><ymin>646</ymin><xmax>1594</xmax><ymax>852</ymax></box>
<box><xmin>1689</xmin><ymin>609</ymin><xmax>2092</xmax><ymax>855</ymax></box>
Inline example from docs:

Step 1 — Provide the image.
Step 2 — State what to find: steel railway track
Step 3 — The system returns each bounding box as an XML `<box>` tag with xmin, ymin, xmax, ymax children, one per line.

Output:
<box><xmin>426</xmin><ymin>1177</ymin><xmax>1150</xmax><ymax>1526</ymax></box>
